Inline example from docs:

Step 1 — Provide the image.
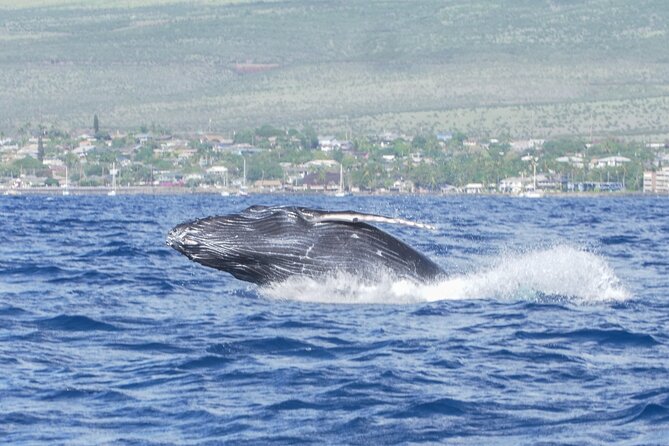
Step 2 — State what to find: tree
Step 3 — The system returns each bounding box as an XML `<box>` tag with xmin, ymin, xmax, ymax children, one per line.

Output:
<box><xmin>255</xmin><ymin>124</ymin><xmax>284</xmax><ymax>138</ymax></box>
<box><xmin>37</xmin><ymin>135</ymin><xmax>45</xmax><ymax>163</ymax></box>
<box><xmin>412</xmin><ymin>135</ymin><xmax>428</xmax><ymax>149</ymax></box>
<box><xmin>93</xmin><ymin>114</ymin><xmax>99</xmax><ymax>134</ymax></box>
<box><xmin>246</xmin><ymin>152</ymin><xmax>284</xmax><ymax>182</ymax></box>
<box><xmin>135</xmin><ymin>145</ymin><xmax>155</xmax><ymax>163</ymax></box>
<box><xmin>13</xmin><ymin>156</ymin><xmax>44</xmax><ymax>171</ymax></box>
<box><xmin>301</xmin><ymin>125</ymin><xmax>319</xmax><ymax>149</ymax></box>
<box><xmin>234</xmin><ymin>128</ymin><xmax>255</xmax><ymax>145</ymax></box>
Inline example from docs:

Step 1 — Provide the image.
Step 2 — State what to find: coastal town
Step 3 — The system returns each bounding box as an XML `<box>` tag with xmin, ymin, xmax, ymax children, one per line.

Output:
<box><xmin>1</xmin><ymin>119</ymin><xmax>668</xmax><ymax>196</ymax></box>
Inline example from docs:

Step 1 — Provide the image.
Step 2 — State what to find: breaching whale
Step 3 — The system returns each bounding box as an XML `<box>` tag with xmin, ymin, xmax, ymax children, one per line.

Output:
<box><xmin>167</xmin><ymin>205</ymin><xmax>443</xmax><ymax>285</ymax></box>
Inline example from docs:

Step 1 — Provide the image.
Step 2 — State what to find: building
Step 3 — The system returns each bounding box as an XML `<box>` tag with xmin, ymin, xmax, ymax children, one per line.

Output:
<box><xmin>644</xmin><ymin>167</ymin><xmax>669</xmax><ymax>193</ymax></box>
<box><xmin>510</xmin><ymin>139</ymin><xmax>545</xmax><ymax>151</ymax></box>
<box><xmin>318</xmin><ymin>137</ymin><xmax>352</xmax><ymax>152</ymax></box>
<box><xmin>253</xmin><ymin>179</ymin><xmax>283</xmax><ymax>191</ymax></box>
<box><xmin>464</xmin><ymin>183</ymin><xmax>484</xmax><ymax>194</ymax></box>
<box><xmin>555</xmin><ymin>155</ymin><xmax>585</xmax><ymax>168</ymax></box>
<box><xmin>499</xmin><ymin>177</ymin><xmax>526</xmax><ymax>194</ymax></box>
<box><xmin>300</xmin><ymin>171</ymin><xmax>340</xmax><ymax>191</ymax></box>
<box><xmin>590</xmin><ymin>156</ymin><xmax>631</xmax><ymax>169</ymax></box>
<box><xmin>318</xmin><ymin>137</ymin><xmax>339</xmax><ymax>151</ymax></box>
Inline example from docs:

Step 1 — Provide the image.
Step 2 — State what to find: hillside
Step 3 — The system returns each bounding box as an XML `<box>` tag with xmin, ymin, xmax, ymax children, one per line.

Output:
<box><xmin>1</xmin><ymin>0</ymin><xmax>668</xmax><ymax>137</ymax></box>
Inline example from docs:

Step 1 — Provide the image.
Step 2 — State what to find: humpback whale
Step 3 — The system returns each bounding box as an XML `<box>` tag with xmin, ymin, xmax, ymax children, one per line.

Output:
<box><xmin>167</xmin><ymin>205</ymin><xmax>443</xmax><ymax>285</ymax></box>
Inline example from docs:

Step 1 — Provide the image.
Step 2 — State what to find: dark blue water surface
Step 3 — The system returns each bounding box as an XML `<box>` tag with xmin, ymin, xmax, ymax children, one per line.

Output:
<box><xmin>1</xmin><ymin>194</ymin><xmax>668</xmax><ymax>445</ymax></box>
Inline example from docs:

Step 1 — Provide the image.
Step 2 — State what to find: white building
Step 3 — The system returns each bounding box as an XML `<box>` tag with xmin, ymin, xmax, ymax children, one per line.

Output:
<box><xmin>556</xmin><ymin>155</ymin><xmax>585</xmax><ymax>168</ymax></box>
<box><xmin>644</xmin><ymin>167</ymin><xmax>669</xmax><ymax>193</ymax></box>
<box><xmin>499</xmin><ymin>177</ymin><xmax>526</xmax><ymax>194</ymax></box>
<box><xmin>464</xmin><ymin>183</ymin><xmax>484</xmax><ymax>194</ymax></box>
<box><xmin>510</xmin><ymin>139</ymin><xmax>545</xmax><ymax>151</ymax></box>
<box><xmin>591</xmin><ymin>156</ymin><xmax>631</xmax><ymax>169</ymax></box>
<box><xmin>318</xmin><ymin>137</ymin><xmax>339</xmax><ymax>151</ymax></box>
<box><xmin>304</xmin><ymin>159</ymin><xmax>339</xmax><ymax>168</ymax></box>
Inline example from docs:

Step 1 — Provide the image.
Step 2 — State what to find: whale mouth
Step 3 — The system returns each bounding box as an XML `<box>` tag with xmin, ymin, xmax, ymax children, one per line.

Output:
<box><xmin>166</xmin><ymin>225</ymin><xmax>199</xmax><ymax>250</ymax></box>
<box><xmin>165</xmin><ymin>227</ymin><xmax>181</xmax><ymax>248</ymax></box>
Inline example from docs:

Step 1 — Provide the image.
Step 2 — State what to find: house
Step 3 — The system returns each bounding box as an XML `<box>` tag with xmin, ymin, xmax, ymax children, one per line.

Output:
<box><xmin>510</xmin><ymin>139</ymin><xmax>545</xmax><ymax>151</ymax></box>
<box><xmin>206</xmin><ymin>166</ymin><xmax>228</xmax><ymax>175</ymax></box>
<box><xmin>42</xmin><ymin>158</ymin><xmax>64</xmax><ymax>168</ymax></box>
<box><xmin>378</xmin><ymin>132</ymin><xmax>402</xmax><ymax>145</ymax></box>
<box><xmin>464</xmin><ymin>183</ymin><xmax>484</xmax><ymax>194</ymax></box>
<box><xmin>339</xmin><ymin>141</ymin><xmax>354</xmax><ymax>151</ymax></box>
<box><xmin>254</xmin><ymin>179</ymin><xmax>283</xmax><ymax>190</ymax></box>
<box><xmin>301</xmin><ymin>171</ymin><xmax>340</xmax><ymax>191</ymax></box>
<box><xmin>74</xmin><ymin>140</ymin><xmax>96</xmax><ymax>155</ymax></box>
<box><xmin>304</xmin><ymin>159</ymin><xmax>338</xmax><ymax>169</ymax></box>
<box><xmin>159</xmin><ymin>139</ymin><xmax>190</xmax><ymax>154</ymax></box>
<box><xmin>536</xmin><ymin>174</ymin><xmax>562</xmax><ymax>191</ymax></box>
<box><xmin>281</xmin><ymin>162</ymin><xmax>307</xmax><ymax>185</ymax></box>
<box><xmin>410</xmin><ymin>153</ymin><xmax>423</xmax><ymax>163</ymax></box>
<box><xmin>49</xmin><ymin>165</ymin><xmax>67</xmax><ymax>180</ymax></box>
<box><xmin>590</xmin><ymin>156</ymin><xmax>631</xmax><ymax>169</ymax></box>
<box><xmin>201</xmin><ymin>134</ymin><xmax>233</xmax><ymax>145</ymax></box>
<box><xmin>184</xmin><ymin>173</ymin><xmax>203</xmax><ymax>183</ymax></box>
<box><xmin>135</xmin><ymin>133</ymin><xmax>153</xmax><ymax>144</ymax></box>
<box><xmin>317</xmin><ymin>137</ymin><xmax>352</xmax><ymax>152</ymax></box>
<box><xmin>205</xmin><ymin>165</ymin><xmax>229</xmax><ymax>185</ymax></box>
<box><xmin>436</xmin><ymin>132</ymin><xmax>453</xmax><ymax>142</ymax></box>
<box><xmin>175</xmin><ymin>147</ymin><xmax>197</xmax><ymax>160</ymax></box>
<box><xmin>499</xmin><ymin>177</ymin><xmax>527</xmax><ymax>194</ymax></box>
<box><xmin>556</xmin><ymin>155</ymin><xmax>585</xmax><ymax>168</ymax></box>
<box><xmin>318</xmin><ymin>136</ymin><xmax>337</xmax><ymax>151</ymax></box>
<box><xmin>231</xmin><ymin>143</ymin><xmax>263</xmax><ymax>154</ymax></box>
<box><xmin>390</xmin><ymin>179</ymin><xmax>414</xmax><ymax>193</ymax></box>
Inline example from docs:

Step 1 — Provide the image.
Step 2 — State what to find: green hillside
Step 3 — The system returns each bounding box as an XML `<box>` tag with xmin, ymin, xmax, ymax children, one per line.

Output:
<box><xmin>1</xmin><ymin>0</ymin><xmax>668</xmax><ymax>137</ymax></box>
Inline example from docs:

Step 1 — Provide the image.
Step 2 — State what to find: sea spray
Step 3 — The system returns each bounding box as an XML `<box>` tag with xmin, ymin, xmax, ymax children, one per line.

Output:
<box><xmin>262</xmin><ymin>245</ymin><xmax>629</xmax><ymax>304</ymax></box>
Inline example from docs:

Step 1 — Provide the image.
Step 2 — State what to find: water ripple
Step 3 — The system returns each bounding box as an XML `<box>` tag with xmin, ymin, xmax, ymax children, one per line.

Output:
<box><xmin>37</xmin><ymin>315</ymin><xmax>120</xmax><ymax>332</ymax></box>
<box><xmin>1</xmin><ymin>195</ymin><xmax>668</xmax><ymax>445</ymax></box>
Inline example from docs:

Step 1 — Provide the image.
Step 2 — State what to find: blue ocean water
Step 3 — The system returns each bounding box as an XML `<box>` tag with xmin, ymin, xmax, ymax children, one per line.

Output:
<box><xmin>1</xmin><ymin>194</ymin><xmax>668</xmax><ymax>445</ymax></box>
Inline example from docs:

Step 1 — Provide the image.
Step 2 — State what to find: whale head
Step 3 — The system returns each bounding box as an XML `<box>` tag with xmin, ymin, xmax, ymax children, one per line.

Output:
<box><xmin>167</xmin><ymin>206</ymin><xmax>312</xmax><ymax>284</ymax></box>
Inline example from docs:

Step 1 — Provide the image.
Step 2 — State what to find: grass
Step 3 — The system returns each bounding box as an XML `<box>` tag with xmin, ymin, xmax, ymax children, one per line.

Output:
<box><xmin>1</xmin><ymin>0</ymin><xmax>668</xmax><ymax>138</ymax></box>
<box><xmin>0</xmin><ymin>0</ymin><xmax>253</xmax><ymax>9</ymax></box>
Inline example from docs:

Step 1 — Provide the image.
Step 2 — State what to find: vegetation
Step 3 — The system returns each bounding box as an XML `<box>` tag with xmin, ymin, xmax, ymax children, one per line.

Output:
<box><xmin>1</xmin><ymin>1</ymin><xmax>668</xmax><ymax>138</ymax></box>
<box><xmin>1</xmin><ymin>123</ymin><xmax>663</xmax><ymax>192</ymax></box>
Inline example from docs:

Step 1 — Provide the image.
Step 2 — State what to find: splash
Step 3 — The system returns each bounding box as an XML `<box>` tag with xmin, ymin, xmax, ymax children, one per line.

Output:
<box><xmin>261</xmin><ymin>246</ymin><xmax>629</xmax><ymax>304</ymax></box>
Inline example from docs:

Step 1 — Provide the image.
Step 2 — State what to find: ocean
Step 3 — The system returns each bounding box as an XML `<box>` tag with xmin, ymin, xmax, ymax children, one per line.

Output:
<box><xmin>1</xmin><ymin>194</ymin><xmax>668</xmax><ymax>445</ymax></box>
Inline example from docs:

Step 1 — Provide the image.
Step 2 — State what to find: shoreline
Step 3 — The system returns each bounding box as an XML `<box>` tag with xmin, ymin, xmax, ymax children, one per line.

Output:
<box><xmin>0</xmin><ymin>186</ymin><xmax>656</xmax><ymax>198</ymax></box>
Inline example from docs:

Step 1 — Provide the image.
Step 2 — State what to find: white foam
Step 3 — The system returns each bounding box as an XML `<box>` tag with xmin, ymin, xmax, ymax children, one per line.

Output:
<box><xmin>261</xmin><ymin>245</ymin><xmax>630</xmax><ymax>304</ymax></box>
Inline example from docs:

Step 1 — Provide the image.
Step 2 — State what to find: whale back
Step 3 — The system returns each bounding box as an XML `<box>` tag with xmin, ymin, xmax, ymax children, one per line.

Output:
<box><xmin>167</xmin><ymin>205</ymin><xmax>443</xmax><ymax>285</ymax></box>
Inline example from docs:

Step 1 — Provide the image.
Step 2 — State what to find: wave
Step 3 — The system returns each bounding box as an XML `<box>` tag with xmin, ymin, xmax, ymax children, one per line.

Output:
<box><xmin>262</xmin><ymin>245</ymin><xmax>629</xmax><ymax>304</ymax></box>
<box><xmin>37</xmin><ymin>315</ymin><xmax>120</xmax><ymax>332</ymax></box>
